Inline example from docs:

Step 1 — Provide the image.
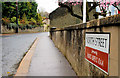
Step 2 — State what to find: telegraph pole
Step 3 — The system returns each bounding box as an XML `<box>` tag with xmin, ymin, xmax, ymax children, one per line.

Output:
<box><xmin>83</xmin><ymin>0</ymin><xmax>86</xmax><ymax>23</ymax></box>
<box><xmin>0</xmin><ymin>2</ymin><xmax>2</xmax><ymax>34</ymax></box>
<box><xmin>16</xmin><ymin>0</ymin><xmax>18</xmax><ymax>33</ymax></box>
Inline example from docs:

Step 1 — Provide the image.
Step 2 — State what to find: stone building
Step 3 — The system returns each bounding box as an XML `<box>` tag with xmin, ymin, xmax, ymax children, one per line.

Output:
<box><xmin>43</xmin><ymin>18</ymin><xmax>50</xmax><ymax>32</ymax></box>
<box><xmin>49</xmin><ymin>2</ymin><xmax>96</xmax><ymax>28</ymax></box>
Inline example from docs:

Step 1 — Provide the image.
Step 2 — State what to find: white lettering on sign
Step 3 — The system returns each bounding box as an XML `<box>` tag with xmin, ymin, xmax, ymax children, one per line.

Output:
<box><xmin>98</xmin><ymin>58</ymin><xmax>104</xmax><ymax>66</ymax></box>
<box><xmin>91</xmin><ymin>50</ymin><xmax>97</xmax><ymax>55</ymax></box>
<box><xmin>87</xmin><ymin>52</ymin><xmax>104</xmax><ymax>66</ymax></box>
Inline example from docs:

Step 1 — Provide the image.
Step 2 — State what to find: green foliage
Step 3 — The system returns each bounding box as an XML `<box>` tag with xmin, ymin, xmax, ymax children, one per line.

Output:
<box><xmin>22</xmin><ymin>13</ymin><xmax>27</xmax><ymax>21</ymax></box>
<box><xmin>11</xmin><ymin>17</ymin><xmax>16</xmax><ymax>23</ymax></box>
<box><xmin>22</xmin><ymin>13</ymin><xmax>29</xmax><ymax>25</ymax></box>
<box><xmin>18</xmin><ymin>19</ymin><xmax>21</xmax><ymax>25</ymax></box>
<box><xmin>2</xmin><ymin>17</ymin><xmax>10</xmax><ymax>25</ymax></box>
<box><xmin>2</xmin><ymin>1</ymin><xmax>40</xmax><ymax>30</ymax></box>
<box><xmin>36</xmin><ymin>13</ymin><xmax>43</xmax><ymax>26</ymax></box>
<box><xmin>2</xmin><ymin>2</ymin><xmax>16</xmax><ymax>18</ymax></box>
<box><xmin>19</xmin><ymin>24</ymin><xmax>26</xmax><ymax>30</ymax></box>
<box><xmin>27</xmin><ymin>2</ymin><xmax>32</xmax><ymax>9</ymax></box>
<box><xmin>2</xmin><ymin>2</ymin><xmax>38</xmax><ymax>19</ymax></box>
<box><xmin>37</xmin><ymin>13</ymin><xmax>42</xmax><ymax>22</ymax></box>
<box><xmin>8</xmin><ymin>23</ymin><xmax>17</xmax><ymax>29</ymax></box>
<box><xmin>30</xmin><ymin>18</ymin><xmax>36</xmax><ymax>24</ymax></box>
<box><xmin>18</xmin><ymin>2</ymin><xmax>38</xmax><ymax>19</ymax></box>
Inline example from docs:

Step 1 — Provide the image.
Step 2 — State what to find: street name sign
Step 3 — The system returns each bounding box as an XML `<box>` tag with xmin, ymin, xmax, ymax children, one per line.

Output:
<box><xmin>85</xmin><ymin>32</ymin><xmax>110</xmax><ymax>74</ymax></box>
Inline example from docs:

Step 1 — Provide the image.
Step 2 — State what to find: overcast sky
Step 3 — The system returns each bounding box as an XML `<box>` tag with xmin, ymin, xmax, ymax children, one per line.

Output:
<box><xmin>35</xmin><ymin>0</ymin><xmax>94</xmax><ymax>13</ymax></box>
<box><xmin>35</xmin><ymin>0</ymin><xmax>59</xmax><ymax>13</ymax></box>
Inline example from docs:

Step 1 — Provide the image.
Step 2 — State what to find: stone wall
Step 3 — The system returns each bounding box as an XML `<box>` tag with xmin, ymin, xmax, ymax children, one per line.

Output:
<box><xmin>50</xmin><ymin>14</ymin><xmax>120</xmax><ymax>77</ymax></box>
<box><xmin>1</xmin><ymin>26</ymin><xmax>44</xmax><ymax>34</ymax></box>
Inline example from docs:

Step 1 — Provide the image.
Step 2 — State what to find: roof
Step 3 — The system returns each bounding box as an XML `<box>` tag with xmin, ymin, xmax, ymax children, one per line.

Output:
<box><xmin>49</xmin><ymin>7</ymin><xmax>68</xmax><ymax>20</ymax></box>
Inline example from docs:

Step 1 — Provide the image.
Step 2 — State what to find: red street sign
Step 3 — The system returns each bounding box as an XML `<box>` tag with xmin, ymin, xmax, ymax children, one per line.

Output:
<box><xmin>118</xmin><ymin>10</ymin><xmax>120</xmax><ymax>14</ymax></box>
<box><xmin>85</xmin><ymin>33</ymin><xmax>110</xmax><ymax>74</ymax></box>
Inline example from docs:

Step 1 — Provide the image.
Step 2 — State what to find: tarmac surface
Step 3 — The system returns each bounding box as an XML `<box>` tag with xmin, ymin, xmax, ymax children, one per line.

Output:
<box><xmin>27</xmin><ymin>33</ymin><xmax>76</xmax><ymax>76</ymax></box>
<box><xmin>1</xmin><ymin>32</ymin><xmax>48</xmax><ymax>76</ymax></box>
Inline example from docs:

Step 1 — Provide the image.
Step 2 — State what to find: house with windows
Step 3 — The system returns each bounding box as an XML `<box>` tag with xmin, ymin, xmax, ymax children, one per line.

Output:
<box><xmin>42</xmin><ymin>18</ymin><xmax>50</xmax><ymax>32</ymax></box>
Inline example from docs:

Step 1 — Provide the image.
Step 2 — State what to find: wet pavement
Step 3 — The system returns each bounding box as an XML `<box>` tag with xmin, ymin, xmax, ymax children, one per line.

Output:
<box><xmin>1</xmin><ymin>32</ymin><xmax>48</xmax><ymax>76</ymax></box>
<box><xmin>0</xmin><ymin>37</ymin><xmax>2</xmax><ymax>77</ymax></box>
<box><xmin>27</xmin><ymin>33</ymin><xmax>76</xmax><ymax>76</ymax></box>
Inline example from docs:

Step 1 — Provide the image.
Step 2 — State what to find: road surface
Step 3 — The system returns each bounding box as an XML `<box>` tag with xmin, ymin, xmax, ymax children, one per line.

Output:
<box><xmin>1</xmin><ymin>32</ymin><xmax>47</xmax><ymax>76</ymax></box>
<box><xmin>1</xmin><ymin>32</ymin><xmax>76</xmax><ymax>76</ymax></box>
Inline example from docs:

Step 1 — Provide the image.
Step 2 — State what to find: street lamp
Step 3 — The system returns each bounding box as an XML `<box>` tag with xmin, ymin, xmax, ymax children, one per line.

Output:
<box><xmin>83</xmin><ymin>0</ymin><xmax>86</xmax><ymax>23</ymax></box>
<box><xmin>15</xmin><ymin>0</ymin><xmax>18</xmax><ymax>33</ymax></box>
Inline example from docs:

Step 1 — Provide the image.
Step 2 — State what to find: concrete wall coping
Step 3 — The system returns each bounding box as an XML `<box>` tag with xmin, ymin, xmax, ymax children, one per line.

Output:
<box><xmin>50</xmin><ymin>14</ymin><xmax>120</xmax><ymax>31</ymax></box>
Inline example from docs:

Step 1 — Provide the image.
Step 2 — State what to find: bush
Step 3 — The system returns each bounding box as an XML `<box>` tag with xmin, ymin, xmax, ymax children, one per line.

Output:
<box><xmin>8</xmin><ymin>23</ymin><xmax>17</xmax><ymax>30</ymax></box>
<box><xmin>30</xmin><ymin>18</ymin><xmax>36</xmax><ymax>25</ymax></box>
<box><xmin>2</xmin><ymin>17</ymin><xmax>10</xmax><ymax>25</ymax></box>
<box><xmin>19</xmin><ymin>24</ymin><xmax>34</xmax><ymax>30</ymax></box>
<box><xmin>28</xmin><ymin>25</ymin><xmax>33</xmax><ymax>29</ymax></box>
<box><xmin>18</xmin><ymin>19</ymin><xmax>21</xmax><ymax>25</ymax></box>
<box><xmin>33</xmin><ymin>25</ymin><xmax>37</xmax><ymax>28</ymax></box>
<box><xmin>11</xmin><ymin>17</ymin><xmax>16</xmax><ymax>23</ymax></box>
<box><xmin>19</xmin><ymin>24</ymin><xmax>26</xmax><ymax>30</ymax></box>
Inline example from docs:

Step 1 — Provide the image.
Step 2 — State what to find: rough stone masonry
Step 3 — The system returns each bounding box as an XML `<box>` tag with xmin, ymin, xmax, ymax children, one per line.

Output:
<box><xmin>50</xmin><ymin>14</ymin><xmax>120</xmax><ymax>77</ymax></box>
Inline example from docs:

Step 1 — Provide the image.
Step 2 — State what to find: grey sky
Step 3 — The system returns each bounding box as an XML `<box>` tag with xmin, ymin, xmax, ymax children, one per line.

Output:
<box><xmin>35</xmin><ymin>0</ymin><xmax>94</xmax><ymax>13</ymax></box>
<box><xmin>35</xmin><ymin>0</ymin><xmax>59</xmax><ymax>13</ymax></box>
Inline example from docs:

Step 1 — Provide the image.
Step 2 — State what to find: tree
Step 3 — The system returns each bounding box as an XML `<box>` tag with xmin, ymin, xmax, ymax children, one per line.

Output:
<box><xmin>2</xmin><ymin>1</ymin><xmax>38</xmax><ymax>19</ymax></box>
<box><xmin>22</xmin><ymin>13</ymin><xmax>28</xmax><ymax>25</ymax></box>
<box><xmin>2</xmin><ymin>17</ymin><xmax>10</xmax><ymax>25</ymax></box>
<box><xmin>58</xmin><ymin>0</ymin><xmax>120</xmax><ymax>21</ymax></box>
<box><xmin>2</xmin><ymin>2</ymin><xmax>16</xmax><ymax>18</ymax></box>
<box><xmin>30</xmin><ymin>18</ymin><xmax>36</xmax><ymax>25</ymax></box>
<box><xmin>94</xmin><ymin>0</ymin><xmax>120</xmax><ymax>17</ymax></box>
<box><xmin>36</xmin><ymin>10</ymin><xmax>43</xmax><ymax>26</ymax></box>
<box><xmin>18</xmin><ymin>2</ymin><xmax>38</xmax><ymax>19</ymax></box>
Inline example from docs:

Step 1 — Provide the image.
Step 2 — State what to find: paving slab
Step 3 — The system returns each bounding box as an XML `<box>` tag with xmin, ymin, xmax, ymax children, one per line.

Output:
<box><xmin>27</xmin><ymin>33</ymin><xmax>76</xmax><ymax>76</ymax></box>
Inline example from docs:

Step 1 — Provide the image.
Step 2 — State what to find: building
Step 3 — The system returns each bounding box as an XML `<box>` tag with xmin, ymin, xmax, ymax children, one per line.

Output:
<box><xmin>42</xmin><ymin>18</ymin><xmax>50</xmax><ymax>32</ymax></box>
<box><xmin>49</xmin><ymin>1</ymin><xmax>120</xmax><ymax>28</ymax></box>
<box><xmin>49</xmin><ymin>2</ymin><xmax>96</xmax><ymax>28</ymax></box>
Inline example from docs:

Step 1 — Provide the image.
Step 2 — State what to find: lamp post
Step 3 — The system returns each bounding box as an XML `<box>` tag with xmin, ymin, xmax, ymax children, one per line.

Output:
<box><xmin>15</xmin><ymin>0</ymin><xmax>18</xmax><ymax>33</ymax></box>
<box><xmin>83</xmin><ymin>0</ymin><xmax>86</xmax><ymax>23</ymax></box>
<box><xmin>0</xmin><ymin>2</ymin><xmax>2</xmax><ymax>34</ymax></box>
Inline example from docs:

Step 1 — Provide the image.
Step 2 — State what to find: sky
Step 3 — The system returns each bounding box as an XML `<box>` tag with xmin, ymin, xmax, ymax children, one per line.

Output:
<box><xmin>35</xmin><ymin>0</ymin><xmax>59</xmax><ymax>13</ymax></box>
<box><xmin>35</xmin><ymin>0</ymin><xmax>94</xmax><ymax>13</ymax></box>
<box><xmin>35</xmin><ymin>0</ymin><xmax>119</xmax><ymax>14</ymax></box>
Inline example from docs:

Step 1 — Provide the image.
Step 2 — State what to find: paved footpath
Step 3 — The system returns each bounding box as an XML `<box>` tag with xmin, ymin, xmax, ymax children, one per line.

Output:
<box><xmin>27</xmin><ymin>32</ymin><xmax>76</xmax><ymax>76</ymax></box>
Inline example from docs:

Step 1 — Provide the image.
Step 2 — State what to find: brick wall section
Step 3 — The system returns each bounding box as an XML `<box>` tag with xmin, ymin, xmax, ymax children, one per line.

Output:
<box><xmin>50</xmin><ymin>14</ymin><xmax>120</xmax><ymax>76</ymax></box>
